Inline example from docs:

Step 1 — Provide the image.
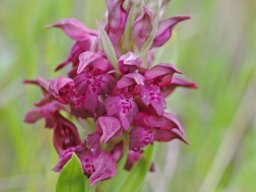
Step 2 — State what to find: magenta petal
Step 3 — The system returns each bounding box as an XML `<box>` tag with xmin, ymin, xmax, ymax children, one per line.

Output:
<box><xmin>99</xmin><ymin>75</ymin><xmax>116</xmax><ymax>95</ymax></box>
<box><xmin>83</xmin><ymin>89</ymin><xmax>99</xmax><ymax>113</ymax></box>
<box><xmin>154</xmin><ymin>128</ymin><xmax>188</xmax><ymax>144</ymax></box>
<box><xmin>96</xmin><ymin>116</ymin><xmax>121</xmax><ymax>142</ymax></box>
<box><xmin>163</xmin><ymin>112</ymin><xmax>185</xmax><ymax>133</ymax></box>
<box><xmin>24</xmin><ymin>77</ymin><xmax>50</xmax><ymax>93</ymax></box>
<box><xmin>105</xmin><ymin>95</ymin><xmax>138</xmax><ymax>131</ymax></box>
<box><xmin>147</xmin><ymin>112</ymin><xmax>178</xmax><ymax>128</ymax></box>
<box><xmin>105</xmin><ymin>96</ymin><xmax>120</xmax><ymax>115</ymax></box>
<box><xmin>162</xmin><ymin>76</ymin><xmax>198</xmax><ymax>97</ymax></box>
<box><xmin>49</xmin><ymin>77</ymin><xmax>74</xmax><ymax>103</ymax></box>
<box><xmin>89</xmin><ymin>152</ymin><xmax>117</xmax><ymax>185</ymax></box>
<box><xmin>151</xmin><ymin>98</ymin><xmax>165</xmax><ymax>116</ymax></box>
<box><xmin>133</xmin><ymin>6</ymin><xmax>153</xmax><ymax>49</ymax></box>
<box><xmin>106</xmin><ymin>0</ymin><xmax>126</xmax><ymax>34</ymax></box>
<box><xmin>152</xmin><ymin>16</ymin><xmax>190</xmax><ymax>48</ymax></box>
<box><xmin>118</xmin><ymin>112</ymin><xmax>130</xmax><ymax>131</ymax></box>
<box><xmin>74</xmin><ymin>72</ymin><xmax>115</xmax><ymax>114</ymax></box>
<box><xmin>49</xmin><ymin>77</ymin><xmax>73</xmax><ymax>96</ymax></box>
<box><xmin>53</xmin><ymin>114</ymin><xmax>81</xmax><ymax>153</ymax></box>
<box><xmin>105</xmin><ymin>0</ymin><xmax>127</xmax><ymax>53</ymax></box>
<box><xmin>171</xmin><ymin>76</ymin><xmax>198</xmax><ymax>89</ymax></box>
<box><xmin>117</xmin><ymin>72</ymin><xmax>144</xmax><ymax>89</ymax></box>
<box><xmin>118</xmin><ymin>52</ymin><xmax>142</xmax><ymax>74</ymax></box>
<box><xmin>74</xmin><ymin>72</ymin><xmax>115</xmax><ymax>97</ymax></box>
<box><xmin>141</xmin><ymin>85</ymin><xmax>166</xmax><ymax>115</ymax></box>
<box><xmin>79</xmin><ymin>148</ymin><xmax>96</xmax><ymax>176</ymax></box>
<box><xmin>24</xmin><ymin>109</ymin><xmax>43</xmax><ymax>124</ymax></box>
<box><xmin>130</xmin><ymin>126</ymin><xmax>154</xmax><ymax>150</ymax></box>
<box><xmin>24</xmin><ymin>101</ymin><xmax>65</xmax><ymax>128</ymax></box>
<box><xmin>106</xmin><ymin>0</ymin><xmax>127</xmax><ymax>33</ymax></box>
<box><xmin>77</xmin><ymin>51</ymin><xmax>102</xmax><ymax>74</ymax></box>
<box><xmin>87</xmin><ymin>132</ymin><xmax>101</xmax><ymax>154</ymax></box>
<box><xmin>47</xmin><ymin>18</ymin><xmax>97</xmax><ymax>41</ymax></box>
<box><xmin>134</xmin><ymin>112</ymin><xmax>184</xmax><ymax>133</ymax></box>
<box><xmin>144</xmin><ymin>63</ymin><xmax>182</xmax><ymax>80</ymax></box>
<box><xmin>53</xmin><ymin>146</ymin><xmax>78</xmax><ymax>172</ymax></box>
<box><xmin>118</xmin><ymin>52</ymin><xmax>142</xmax><ymax>67</ymax></box>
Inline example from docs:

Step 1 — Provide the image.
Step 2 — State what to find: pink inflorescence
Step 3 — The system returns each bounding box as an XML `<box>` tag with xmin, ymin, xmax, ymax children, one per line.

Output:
<box><xmin>24</xmin><ymin>0</ymin><xmax>197</xmax><ymax>186</ymax></box>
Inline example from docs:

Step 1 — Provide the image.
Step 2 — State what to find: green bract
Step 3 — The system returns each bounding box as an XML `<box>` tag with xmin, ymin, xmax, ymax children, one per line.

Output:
<box><xmin>56</xmin><ymin>153</ymin><xmax>86</xmax><ymax>192</ymax></box>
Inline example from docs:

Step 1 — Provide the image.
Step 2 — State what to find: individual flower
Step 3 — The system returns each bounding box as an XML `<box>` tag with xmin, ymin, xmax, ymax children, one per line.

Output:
<box><xmin>48</xmin><ymin>18</ymin><xmax>98</xmax><ymax>71</ymax></box>
<box><xmin>72</xmin><ymin>53</ymin><xmax>115</xmax><ymax>115</ymax></box>
<box><xmin>24</xmin><ymin>100</ymin><xmax>65</xmax><ymax>128</ymax></box>
<box><xmin>131</xmin><ymin>111</ymin><xmax>188</xmax><ymax>151</ymax></box>
<box><xmin>53</xmin><ymin>143</ymin><xmax>117</xmax><ymax>185</ymax></box>
<box><xmin>105</xmin><ymin>0</ymin><xmax>128</xmax><ymax>54</ymax></box>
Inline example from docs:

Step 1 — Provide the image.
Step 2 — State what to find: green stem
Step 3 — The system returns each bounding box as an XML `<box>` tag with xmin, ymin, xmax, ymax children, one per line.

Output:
<box><xmin>117</xmin><ymin>132</ymin><xmax>129</xmax><ymax>171</ymax></box>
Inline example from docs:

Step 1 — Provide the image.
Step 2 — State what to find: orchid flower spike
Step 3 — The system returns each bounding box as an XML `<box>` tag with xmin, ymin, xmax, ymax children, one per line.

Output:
<box><xmin>25</xmin><ymin>0</ymin><xmax>196</xmax><ymax>187</ymax></box>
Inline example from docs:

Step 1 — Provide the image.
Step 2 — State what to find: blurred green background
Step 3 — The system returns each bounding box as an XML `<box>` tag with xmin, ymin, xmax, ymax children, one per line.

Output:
<box><xmin>0</xmin><ymin>0</ymin><xmax>256</xmax><ymax>191</ymax></box>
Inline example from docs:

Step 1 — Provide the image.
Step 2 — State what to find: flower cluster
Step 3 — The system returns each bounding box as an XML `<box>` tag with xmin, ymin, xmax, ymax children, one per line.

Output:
<box><xmin>24</xmin><ymin>0</ymin><xmax>196</xmax><ymax>186</ymax></box>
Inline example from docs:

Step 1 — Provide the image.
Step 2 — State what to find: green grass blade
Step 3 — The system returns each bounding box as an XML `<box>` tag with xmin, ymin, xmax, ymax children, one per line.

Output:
<box><xmin>120</xmin><ymin>145</ymin><xmax>154</xmax><ymax>192</ymax></box>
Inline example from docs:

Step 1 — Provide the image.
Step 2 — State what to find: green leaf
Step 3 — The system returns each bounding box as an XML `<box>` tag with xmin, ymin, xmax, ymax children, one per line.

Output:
<box><xmin>56</xmin><ymin>153</ymin><xmax>86</xmax><ymax>192</ymax></box>
<box><xmin>120</xmin><ymin>145</ymin><xmax>155</xmax><ymax>192</ymax></box>
<box><xmin>97</xmin><ymin>22</ymin><xmax>118</xmax><ymax>70</ymax></box>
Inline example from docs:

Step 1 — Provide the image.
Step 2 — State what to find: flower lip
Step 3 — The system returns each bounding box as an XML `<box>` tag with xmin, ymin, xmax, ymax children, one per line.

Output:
<box><xmin>105</xmin><ymin>95</ymin><xmax>138</xmax><ymax>131</ymax></box>
<box><xmin>140</xmin><ymin>84</ymin><xmax>166</xmax><ymax>116</ymax></box>
<box><xmin>89</xmin><ymin>152</ymin><xmax>117</xmax><ymax>186</ymax></box>
<box><xmin>130</xmin><ymin>126</ymin><xmax>154</xmax><ymax>150</ymax></box>
<box><xmin>96</xmin><ymin>116</ymin><xmax>121</xmax><ymax>143</ymax></box>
